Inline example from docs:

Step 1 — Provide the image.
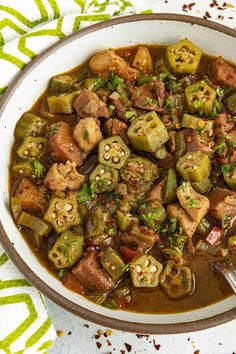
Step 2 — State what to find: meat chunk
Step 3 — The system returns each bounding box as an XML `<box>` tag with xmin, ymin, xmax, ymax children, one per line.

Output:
<box><xmin>184</xmin><ymin>128</ymin><xmax>214</xmax><ymax>155</ymax></box>
<box><xmin>208</xmin><ymin>188</ymin><xmax>236</xmax><ymax>221</ymax></box>
<box><xmin>72</xmin><ymin>252</ymin><xmax>114</xmax><ymax>293</ymax></box>
<box><xmin>214</xmin><ymin>113</ymin><xmax>235</xmax><ymax>138</ymax></box>
<box><xmin>104</xmin><ymin>118</ymin><xmax>128</xmax><ymax>144</ymax></box>
<box><xmin>130</xmin><ymin>79</ymin><xmax>165</xmax><ymax>112</ymax></box>
<box><xmin>119</xmin><ymin>226</ymin><xmax>156</xmax><ymax>252</ymax></box>
<box><xmin>73</xmin><ymin>118</ymin><xmax>103</xmax><ymax>154</ymax></box>
<box><xmin>15</xmin><ymin>178</ymin><xmax>47</xmax><ymax>214</ymax></box>
<box><xmin>209</xmin><ymin>57</ymin><xmax>236</xmax><ymax>88</ymax></box>
<box><xmin>146</xmin><ymin>177</ymin><xmax>167</xmax><ymax>204</ymax></box>
<box><xmin>44</xmin><ymin>161</ymin><xmax>85</xmax><ymax>191</ymax></box>
<box><xmin>109</xmin><ymin>91</ymin><xmax>133</xmax><ymax>122</ymax></box>
<box><xmin>49</xmin><ymin>122</ymin><xmax>85</xmax><ymax>167</ymax></box>
<box><xmin>73</xmin><ymin>90</ymin><xmax>109</xmax><ymax>118</ymax></box>
<box><xmin>89</xmin><ymin>49</ymin><xmax>138</xmax><ymax>83</ymax></box>
<box><xmin>177</xmin><ymin>182</ymin><xmax>210</xmax><ymax>223</ymax></box>
<box><xmin>167</xmin><ymin>203</ymin><xmax>198</xmax><ymax>238</ymax></box>
<box><xmin>132</xmin><ymin>46</ymin><xmax>153</xmax><ymax>74</ymax></box>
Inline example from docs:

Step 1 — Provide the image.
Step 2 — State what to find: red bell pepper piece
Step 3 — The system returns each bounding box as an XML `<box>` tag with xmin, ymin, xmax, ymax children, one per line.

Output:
<box><xmin>119</xmin><ymin>246</ymin><xmax>139</xmax><ymax>262</ymax></box>
<box><xmin>206</xmin><ymin>226</ymin><xmax>223</xmax><ymax>246</ymax></box>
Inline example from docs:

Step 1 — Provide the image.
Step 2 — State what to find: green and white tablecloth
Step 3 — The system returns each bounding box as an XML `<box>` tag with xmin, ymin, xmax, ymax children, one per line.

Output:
<box><xmin>0</xmin><ymin>0</ymin><xmax>235</xmax><ymax>353</ymax></box>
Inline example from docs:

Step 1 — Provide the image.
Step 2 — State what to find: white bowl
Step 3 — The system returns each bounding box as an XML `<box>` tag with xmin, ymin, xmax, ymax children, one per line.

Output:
<box><xmin>0</xmin><ymin>14</ymin><xmax>236</xmax><ymax>334</ymax></box>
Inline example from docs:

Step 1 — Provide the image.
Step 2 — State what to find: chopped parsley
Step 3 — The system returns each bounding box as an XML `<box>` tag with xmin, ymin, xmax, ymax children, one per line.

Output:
<box><xmin>93</xmin><ymin>76</ymin><xmax>105</xmax><ymax>91</ymax></box>
<box><xmin>124</xmin><ymin>110</ymin><xmax>137</xmax><ymax>121</ymax></box>
<box><xmin>107</xmin><ymin>72</ymin><xmax>126</xmax><ymax>91</ymax></box>
<box><xmin>57</xmin><ymin>269</ymin><xmax>66</xmax><ymax>279</ymax></box>
<box><xmin>214</xmin><ymin>139</ymin><xmax>227</xmax><ymax>156</ymax></box>
<box><xmin>122</xmin><ymin>264</ymin><xmax>130</xmax><ymax>272</ymax></box>
<box><xmin>83</xmin><ymin>130</ymin><xmax>89</xmax><ymax>140</ymax></box>
<box><xmin>104</xmin><ymin>226</ymin><xmax>116</xmax><ymax>236</ymax></box>
<box><xmin>31</xmin><ymin>160</ymin><xmax>45</xmax><ymax>178</ymax></box>
<box><xmin>143</xmin><ymin>97</ymin><xmax>158</xmax><ymax>107</ymax></box>
<box><xmin>164</xmin><ymin>95</ymin><xmax>172</xmax><ymax>109</ymax></box>
<box><xmin>76</xmin><ymin>182</ymin><xmax>96</xmax><ymax>203</ymax></box>
<box><xmin>221</xmin><ymin>214</ymin><xmax>231</xmax><ymax>229</ymax></box>
<box><xmin>187</xmin><ymin>197</ymin><xmax>199</xmax><ymax>209</ymax></box>
<box><xmin>159</xmin><ymin>73</ymin><xmax>181</xmax><ymax>92</ymax></box>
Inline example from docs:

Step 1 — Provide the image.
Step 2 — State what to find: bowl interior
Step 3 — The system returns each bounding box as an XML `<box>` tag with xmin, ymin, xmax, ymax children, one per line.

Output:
<box><xmin>0</xmin><ymin>15</ymin><xmax>236</xmax><ymax>333</ymax></box>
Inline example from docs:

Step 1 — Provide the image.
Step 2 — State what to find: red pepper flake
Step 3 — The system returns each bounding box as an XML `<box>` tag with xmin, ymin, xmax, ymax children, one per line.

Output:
<box><xmin>218</xmin><ymin>15</ymin><xmax>224</xmax><ymax>20</ymax></box>
<box><xmin>217</xmin><ymin>6</ymin><xmax>225</xmax><ymax>10</ymax></box>
<box><xmin>107</xmin><ymin>340</ymin><xmax>112</xmax><ymax>346</ymax></box>
<box><xmin>182</xmin><ymin>2</ymin><xmax>196</xmax><ymax>12</ymax></box>
<box><xmin>120</xmin><ymin>351</ymin><xmax>125</xmax><ymax>354</ymax></box>
<box><xmin>95</xmin><ymin>334</ymin><xmax>100</xmax><ymax>340</ymax></box>
<box><xmin>188</xmin><ymin>338</ymin><xmax>191</xmax><ymax>341</ymax></box>
<box><xmin>194</xmin><ymin>351</ymin><xmax>200</xmax><ymax>354</ymax></box>
<box><xmin>96</xmin><ymin>342</ymin><xmax>102</xmax><ymax>349</ymax></box>
<box><xmin>205</xmin><ymin>11</ymin><xmax>211</xmax><ymax>18</ymax></box>
<box><xmin>125</xmin><ymin>343</ymin><xmax>132</xmax><ymax>352</ymax></box>
<box><xmin>153</xmin><ymin>339</ymin><xmax>161</xmax><ymax>351</ymax></box>
<box><xmin>136</xmin><ymin>334</ymin><xmax>150</xmax><ymax>339</ymax></box>
<box><xmin>83</xmin><ymin>324</ymin><xmax>89</xmax><ymax>328</ymax></box>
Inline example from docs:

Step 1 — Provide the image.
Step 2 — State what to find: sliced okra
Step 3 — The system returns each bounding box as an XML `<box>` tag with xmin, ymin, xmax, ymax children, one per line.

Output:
<box><xmin>50</xmin><ymin>75</ymin><xmax>81</xmax><ymax>94</ymax></box>
<box><xmin>130</xmin><ymin>254</ymin><xmax>163</xmax><ymax>287</ymax></box>
<box><xmin>12</xmin><ymin>160</ymin><xmax>45</xmax><ymax>179</ymax></box>
<box><xmin>127</xmin><ymin>111</ymin><xmax>169</xmax><ymax>152</ymax></box>
<box><xmin>84</xmin><ymin>206</ymin><xmax>106</xmax><ymax>238</ymax></box>
<box><xmin>139</xmin><ymin>200</ymin><xmax>166</xmax><ymax>231</ymax></box>
<box><xmin>166</xmin><ymin>39</ymin><xmax>202</xmax><ymax>75</ymax></box>
<box><xmin>14</xmin><ymin>112</ymin><xmax>47</xmax><ymax>140</ymax></box>
<box><xmin>44</xmin><ymin>198</ymin><xmax>80</xmax><ymax>233</ymax></box>
<box><xmin>48</xmin><ymin>230</ymin><xmax>84</xmax><ymax>268</ymax></box>
<box><xmin>160</xmin><ymin>260</ymin><xmax>194</xmax><ymax>298</ymax></box>
<box><xmin>176</xmin><ymin>151</ymin><xmax>211</xmax><ymax>182</ymax></box>
<box><xmin>185</xmin><ymin>81</ymin><xmax>216</xmax><ymax>115</ymax></box>
<box><xmin>101</xmin><ymin>247</ymin><xmax>126</xmax><ymax>281</ymax></box>
<box><xmin>89</xmin><ymin>163</ymin><xmax>119</xmax><ymax>193</ymax></box>
<box><xmin>47</xmin><ymin>91</ymin><xmax>79</xmax><ymax>114</ymax></box>
<box><xmin>17</xmin><ymin>136</ymin><xmax>48</xmax><ymax>160</ymax></box>
<box><xmin>98</xmin><ymin>136</ymin><xmax>130</xmax><ymax>169</ymax></box>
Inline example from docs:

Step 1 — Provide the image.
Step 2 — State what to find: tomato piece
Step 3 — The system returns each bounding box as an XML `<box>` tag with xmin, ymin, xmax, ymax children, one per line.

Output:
<box><xmin>119</xmin><ymin>246</ymin><xmax>139</xmax><ymax>262</ymax></box>
<box><xmin>206</xmin><ymin>226</ymin><xmax>223</xmax><ymax>246</ymax></box>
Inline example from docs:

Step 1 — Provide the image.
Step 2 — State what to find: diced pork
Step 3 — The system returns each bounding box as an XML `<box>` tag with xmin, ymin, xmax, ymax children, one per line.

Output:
<box><xmin>72</xmin><ymin>252</ymin><xmax>114</xmax><ymax>293</ymax></box>
<box><xmin>73</xmin><ymin>90</ymin><xmax>109</xmax><ymax>118</ymax></box>
<box><xmin>44</xmin><ymin>161</ymin><xmax>85</xmax><ymax>191</ymax></box>
<box><xmin>132</xmin><ymin>46</ymin><xmax>154</xmax><ymax>74</ymax></box>
<box><xmin>104</xmin><ymin>118</ymin><xmax>128</xmax><ymax>144</ymax></box>
<box><xmin>208</xmin><ymin>188</ymin><xmax>236</xmax><ymax>221</ymax></box>
<box><xmin>209</xmin><ymin>57</ymin><xmax>236</xmax><ymax>89</ymax></box>
<box><xmin>73</xmin><ymin>117</ymin><xmax>103</xmax><ymax>154</ymax></box>
<box><xmin>146</xmin><ymin>177</ymin><xmax>167</xmax><ymax>204</ymax></box>
<box><xmin>167</xmin><ymin>203</ymin><xmax>198</xmax><ymax>238</ymax></box>
<box><xmin>15</xmin><ymin>178</ymin><xmax>47</xmax><ymax>214</ymax></box>
<box><xmin>49</xmin><ymin>122</ymin><xmax>85</xmax><ymax>167</ymax></box>
<box><xmin>130</xmin><ymin>79</ymin><xmax>165</xmax><ymax>112</ymax></box>
<box><xmin>214</xmin><ymin>113</ymin><xmax>235</xmax><ymax>138</ymax></box>
<box><xmin>119</xmin><ymin>226</ymin><xmax>156</xmax><ymax>252</ymax></box>
<box><xmin>177</xmin><ymin>182</ymin><xmax>210</xmax><ymax>224</ymax></box>
<box><xmin>89</xmin><ymin>49</ymin><xmax>138</xmax><ymax>83</ymax></box>
<box><xmin>184</xmin><ymin>128</ymin><xmax>214</xmax><ymax>155</ymax></box>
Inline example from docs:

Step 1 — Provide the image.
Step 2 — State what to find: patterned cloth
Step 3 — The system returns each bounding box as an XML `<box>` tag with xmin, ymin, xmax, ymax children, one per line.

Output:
<box><xmin>0</xmin><ymin>0</ymin><xmax>235</xmax><ymax>353</ymax></box>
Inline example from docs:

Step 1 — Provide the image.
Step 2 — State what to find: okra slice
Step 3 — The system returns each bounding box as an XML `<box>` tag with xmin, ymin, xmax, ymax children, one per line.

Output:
<box><xmin>101</xmin><ymin>247</ymin><xmax>126</xmax><ymax>281</ymax></box>
<box><xmin>222</xmin><ymin>164</ymin><xmax>236</xmax><ymax>191</ymax></box>
<box><xmin>17</xmin><ymin>136</ymin><xmax>48</xmax><ymax>160</ymax></box>
<box><xmin>120</xmin><ymin>156</ymin><xmax>160</xmax><ymax>194</ymax></box>
<box><xmin>127</xmin><ymin>111</ymin><xmax>169</xmax><ymax>152</ymax></box>
<box><xmin>14</xmin><ymin>112</ymin><xmax>47</xmax><ymax>140</ymax></box>
<box><xmin>13</xmin><ymin>160</ymin><xmax>45</xmax><ymax>179</ymax></box>
<box><xmin>154</xmin><ymin>145</ymin><xmax>167</xmax><ymax>160</ymax></box>
<box><xmin>18</xmin><ymin>211</ymin><xmax>51</xmax><ymax>246</ymax></box>
<box><xmin>50</xmin><ymin>75</ymin><xmax>81</xmax><ymax>94</ymax></box>
<box><xmin>166</xmin><ymin>39</ymin><xmax>202</xmax><ymax>75</ymax></box>
<box><xmin>10</xmin><ymin>197</ymin><xmax>22</xmax><ymax>220</ymax></box>
<box><xmin>44</xmin><ymin>198</ymin><xmax>80</xmax><ymax>233</ymax></box>
<box><xmin>185</xmin><ymin>81</ymin><xmax>216</xmax><ymax>115</ymax></box>
<box><xmin>181</xmin><ymin>113</ymin><xmax>214</xmax><ymax>131</ymax></box>
<box><xmin>139</xmin><ymin>200</ymin><xmax>166</xmax><ymax>231</ymax></box>
<box><xmin>227</xmin><ymin>235</ymin><xmax>236</xmax><ymax>254</ymax></box>
<box><xmin>191</xmin><ymin>178</ymin><xmax>211</xmax><ymax>194</ymax></box>
<box><xmin>160</xmin><ymin>260</ymin><xmax>193</xmax><ymax>298</ymax></box>
<box><xmin>48</xmin><ymin>230</ymin><xmax>84</xmax><ymax>269</ymax></box>
<box><xmin>130</xmin><ymin>254</ymin><xmax>163</xmax><ymax>287</ymax></box>
<box><xmin>84</xmin><ymin>206</ymin><xmax>105</xmax><ymax>238</ymax></box>
<box><xmin>176</xmin><ymin>151</ymin><xmax>211</xmax><ymax>182</ymax></box>
<box><xmin>47</xmin><ymin>91</ymin><xmax>79</xmax><ymax>114</ymax></box>
<box><xmin>98</xmin><ymin>136</ymin><xmax>130</xmax><ymax>169</ymax></box>
<box><xmin>225</xmin><ymin>92</ymin><xmax>236</xmax><ymax>115</ymax></box>
<box><xmin>89</xmin><ymin>164</ymin><xmax>119</xmax><ymax>193</ymax></box>
<box><xmin>116</xmin><ymin>210</ymin><xmax>139</xmax><ymax>231</ymax></box>
<box><xmin>196</xmin><ymin>217</ymin><xmax>213</xmax><ymax>236</ymax></box>
<box><xmin>163</xmin><ymin>168</ymin><xmax>177</xmax><ymax>204</ymax></box>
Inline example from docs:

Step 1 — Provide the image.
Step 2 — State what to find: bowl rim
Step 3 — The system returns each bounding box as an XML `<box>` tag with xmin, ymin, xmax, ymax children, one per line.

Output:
<box><xmin>1</xmin><ymin>13</ymin><xmax>236</xmax><ymax>334</ymax></box>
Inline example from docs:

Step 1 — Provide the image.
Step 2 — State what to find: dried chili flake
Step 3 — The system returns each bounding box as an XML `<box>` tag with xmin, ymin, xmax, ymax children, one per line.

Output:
<box><xmin>153</xmin><ymin>339</ymin><xmax>161</xmax><ymax>351</ymax></box>
<box><xmin>96</xmin><ymin>342</ymin><xmax>102</xmax><ymax>349</ymax></box>
<box><xmin>205</xmin><ymin>11</ymin><xmax>211</xmax><ymax>18</ymax></box>
<box><xmin>120</xmin><ymin>351</ymin><xmax>125</xmax><ymax>354</ymax></box>
<box><xmin>83</xmin><ymin>324</ymin><xmax>89</xmax><ymax>328</ymax></box>
<box><xmin>125</xmin><ymin>343</ymin><xmax>132</xmax><ymax>352</ymax></box>
<box><xmin>107</xmin><ymin>340</ymin><xmax>112</xmax><ymax>346</ymax></box>
<box><xmin>194</xmin><ymin>351</ymin><xmax>200</xmax><ymax>354</ymax></box>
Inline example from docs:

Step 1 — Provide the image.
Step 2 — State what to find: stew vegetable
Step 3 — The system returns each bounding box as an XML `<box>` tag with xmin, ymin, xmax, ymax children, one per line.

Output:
<box><xmin>9</xmin><ymin>39</ymin><xmax>236</xmax><ymax>313</ymax></box>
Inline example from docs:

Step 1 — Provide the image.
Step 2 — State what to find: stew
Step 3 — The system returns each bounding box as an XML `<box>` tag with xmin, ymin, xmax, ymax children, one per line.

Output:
<box><xmin>9</xmin><ymin>39</ymin><xmax>236</xmax><ymax>313</ymax></box>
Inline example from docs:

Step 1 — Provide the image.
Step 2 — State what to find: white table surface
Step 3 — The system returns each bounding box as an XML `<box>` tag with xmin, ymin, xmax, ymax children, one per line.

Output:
<box><xmin>45</xmin><ymin>1</ymin><xmax>236</xmax><ymax>353</ymax></box>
